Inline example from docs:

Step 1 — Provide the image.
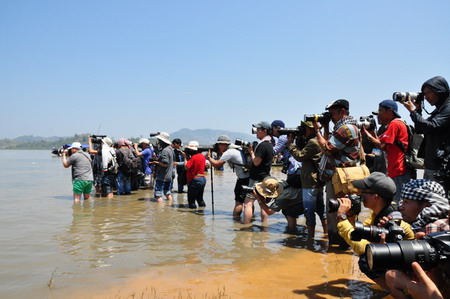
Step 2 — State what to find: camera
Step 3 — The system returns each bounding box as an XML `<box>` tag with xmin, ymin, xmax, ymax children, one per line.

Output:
<box><xmin>149</xmin><ymin>132</ymin><xmax>161</xmax><ymax>137</ymax></box>
<box><xmin>357</xmin><ymin>115</ymin><xmax>377</xmax><ymax>131</ymax></box>
<box><xmin>392</xmin><ymin>92</ymin><xmax>424</xmax><ymax>104</ymax></box>
<box><xmin>235</xmin><ymin>139</ymin><xmax>258</xmax><ymax>149</ymax></box>
<box><xmin>328</xmin><ymin>194</ymin><xmax>362</xmax><ymax>214</ymax></box>
<box><xmin>278</xmin><ymin>126</ymin><xmax>306</xmax><ymax>137</ymax></box>
<box><xmin>90</xmin><ymin>135</ymin><xmax>107</xmax><ymax>145</ymax></box>
<box><xmin>304</xmin><ymin>112</ymin><xmax>331</xmax><ymax>124</ymax></box>
<box><xmin>366</xmin><ymin>231</ymin><xmax>450</xmax><ymax>275</ymax></box>
<box><xmin>435</xmin><ymin>144</ymin><xmax>450</xmax><ymax>192</ymax></box>
<box><xmin>350</xmin><ymin>219</ymin><xmax>405</xmax><ymax>243</ymax></box>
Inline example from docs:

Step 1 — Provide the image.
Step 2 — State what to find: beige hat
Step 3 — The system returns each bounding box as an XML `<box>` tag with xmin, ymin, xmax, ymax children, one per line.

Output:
<box><xmin>186</xmin><ymin>141</ymin><xmax>199</xmax><ymax>151</ymax></box>
<box><xmin>156</xmin><ymin>132</ymin><xmax>170</xmax><ymax>144</ymax></box>
<box><xmin>139</xmin><ymin>138</ymin><xmax>150</xmax><ymax>145</ymax></box>
<box><xmin>102</xmin><ymin>137</ymin><xmax>113</xmax><ymax>147</ymax></box>
<box><xmin>255</xmin><ymin>177</ymin><xmax>283</xmax><ymax>198</ymax></box>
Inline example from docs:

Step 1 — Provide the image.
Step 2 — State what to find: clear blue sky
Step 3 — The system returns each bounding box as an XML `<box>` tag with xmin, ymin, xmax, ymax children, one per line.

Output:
<box><xmin>1</xmin><ymin>1</ymin><xmax>449</xmax><ymax>139</ymax></box>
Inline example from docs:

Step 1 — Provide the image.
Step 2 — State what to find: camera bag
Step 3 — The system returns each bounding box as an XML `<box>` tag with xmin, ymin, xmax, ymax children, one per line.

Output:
<box><xmin>332</xmin><ymin>164</ymin><xmax>370</xmax><ymax>197</ymax></box>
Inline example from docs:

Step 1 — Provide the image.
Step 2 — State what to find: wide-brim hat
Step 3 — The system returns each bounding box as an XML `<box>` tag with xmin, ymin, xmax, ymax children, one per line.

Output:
<box><xmin>216</xmin><ymin>135</ymin><xmax>231</xmax><ymax>144</ymax></box>
<box><xmin>68</xmin><ymin>142</ymin><xmax>82</xmax><ymax>150</ymax></box>
<box><xmin>156</xmin><ymin>132</ymin><xmax>170</xmax><ymax>144</ymax></box>
<box><xmin>186</xmin><ymin>141</ymin><xmax>199</xmax><ymax>151</ymax></box>
<box><xmin>102</xmin><ymin>137</ymin><xmax>113</xmax><ymax>147</ymax></box>
<box><xmin>255</xmin><ymin>177</ymin><xmax>283</xmax><ymax>198</ymax></box>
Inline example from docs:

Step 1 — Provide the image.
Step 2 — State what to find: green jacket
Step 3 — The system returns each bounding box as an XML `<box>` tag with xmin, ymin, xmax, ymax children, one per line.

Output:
<box><xmin>288</xmin><ymin>138</ymin><xmax>324</xmax><ymax>189</ymax></box>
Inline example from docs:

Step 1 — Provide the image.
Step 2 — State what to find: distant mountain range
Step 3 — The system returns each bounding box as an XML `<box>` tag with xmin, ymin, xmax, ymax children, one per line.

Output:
<box><xmin>0</xmin><ymin>129</ymin><xmax>256</xmax><ymax>150</ymax></box>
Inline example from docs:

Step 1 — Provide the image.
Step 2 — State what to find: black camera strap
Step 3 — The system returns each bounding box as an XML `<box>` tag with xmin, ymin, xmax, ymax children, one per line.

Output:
<box><xmin>373</xmin><ymin>204</ymin><xmax>399</xmax><ymax>226</ymax></box>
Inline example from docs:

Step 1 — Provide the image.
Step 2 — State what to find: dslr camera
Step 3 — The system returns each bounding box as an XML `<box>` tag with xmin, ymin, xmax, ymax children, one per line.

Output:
<box><xmin>357</xmin><ymin>115</ymin><xmax>377</xmax><ymax>131</ymax></box>
<box><xmin>328</xmin><ymin>194</ymin><xmax>362</xmax><ymax>214</ymax></box>
<box><xmin>235</xmin><ymin>139</ymin><xmax>258</xmax><ymax>151</ymax></box>
<box><xmin>366</xmin><ymin>231</ymin><xmax>450</xmax><ymax>276</ymax></box>
<box><xmin>278</xmin><ymin>126</ymin><xmax>306</xmax><ymax>137</ymax></box>
<box><xmin>350</xmin><ymin>219</ymin><xmax>405</xmax><ymax>243</ymax></box>
<box><xmin>392</xmin><ymin>92</ymin><xmax>424</xmax><ymax>104</ymax></box>
<box><xmin>304</xmin><ymin>112</ymin><xmax>331</xmax><ymax>124</ymax></box>
<box><xmin>90</xmin><ymin>135</ymin><xmax>107</xmax><ymax>145</ymax></box>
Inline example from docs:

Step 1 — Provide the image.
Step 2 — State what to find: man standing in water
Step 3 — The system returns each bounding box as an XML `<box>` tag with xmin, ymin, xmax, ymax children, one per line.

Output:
<box><xmin>61</xmin><ymin>142</ymin><xmax>94</xmax><ymax>202</ymax></box>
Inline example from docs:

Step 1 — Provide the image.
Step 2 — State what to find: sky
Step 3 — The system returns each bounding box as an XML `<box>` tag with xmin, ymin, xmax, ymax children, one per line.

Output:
<box><xmin>1</xmin><ymin>1</ymin><xmax>449</xmax><ymax>139</ymax></box>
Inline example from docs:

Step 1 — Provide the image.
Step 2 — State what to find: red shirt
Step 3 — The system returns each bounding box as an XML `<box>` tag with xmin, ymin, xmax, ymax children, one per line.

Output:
<box><xmin>185</xmin><ymin>153</ymin><xmax>206</xmax><ymax>183</ymax></box>
<box><xmin>379</xmin><ymin>119</ymin><xmax>409</xmax><ymax>178</ymax></box>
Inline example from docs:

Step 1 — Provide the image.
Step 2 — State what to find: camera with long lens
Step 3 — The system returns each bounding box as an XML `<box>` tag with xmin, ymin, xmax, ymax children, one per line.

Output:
<box><xmin>328</xmin><ymin>194</ymin><xmax>362</xmax><ymax>214</ymax></box>
<box><xmin>366</xmin><ymin>231</ymin><xmax>450</xmax><ymax>275</ymax></box>
<box><xmin>350</xmin><ymin>219</ymin><xmax>405</xmax><ymax>243</ymax></box>
<box><xmin>304</xmin><ymin>112</ymin><xmax>331</xmax><ymax>124</ymax></box>
<box><xmin>357</xmin><ymin>115</ymin><xmax>377</xmax><ymax>131</ymax></box>
<box><xmin>278</xmin><ymin>126</ymin><xmax>306</xmax><ymax>137</ymax></box>
<box><xmin>392</xmin><ymin>92</ymin><xmax>424</xmax><ymax>104</ymax></box>
<box><xmin>149</xmin><ymin>132</ymin><xmax>161</xmax><ymax>137</ymax></box>
<box><xmin>90</xmin><ymin>135</ymin><xmax>107</xmax><ymax>145</ymax></box>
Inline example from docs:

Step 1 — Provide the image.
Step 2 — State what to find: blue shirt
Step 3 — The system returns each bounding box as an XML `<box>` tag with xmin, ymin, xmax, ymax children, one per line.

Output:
<box><xmin>141</xmin><ymin>147</ymin><xmax>154</xmax><ymax>174</ymax></box>
<box><xmin>273</xmin><ymin>135</ymin><xmax>301</xmax><ymax>175</ymax></box>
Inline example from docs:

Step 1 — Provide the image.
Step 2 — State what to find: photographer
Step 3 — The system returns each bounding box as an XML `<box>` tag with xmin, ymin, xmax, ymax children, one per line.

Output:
<box><xmin>133</xmin><ymin>138</ymin><xmax>155</xmax><ymax>189</ymax></box>
<box><xmin>271</xmin><ymin>120</ymin><xmax>302</xmax><ymax>183</ymax></box>
<box><xmin>250</xmin><ymin>177</ymin><xmax>306</xmax><ymax>232</ymax></box>
<box><xmin>401</xmin><ymin>76</ymin><xmax>450</xmax><ymax>180</ymax></box>
<box><xmin>115</xmin><ymin>138</ymin><xmax>135</xmax><ymax>195</ymax></box>
<box><xmin>206</xmin><ymin>135</ymin><xmax>250</xmax><ymax>218</ymax></box>
<box><xmin>287</xmin><ymin>121</ymin><xmax>327</xmax><ymax>239</ymax></box>
<box><xmin>61</xmin><ymin>142</ymin><xmax>94</xmax><ymax>202</ymax></box>
<box><xmin>314</xmin><ymin>99</ymin><xmax>362</xmax><ymax>246</ymax></box>
<box><xmin>150</xmin><ymin>132</ymin><xmax>174</xmax><ymax>203</ymax></box>
<box><xmin>172</xmin><ymin>138</ymin><xmax>186</xmax><ymax>193</ymax></box>
<box><xmin>399</xmin><ymin>179</ymin><xmax>450</xmax><ymax>234</ymax></box>
<box><xmin>336</xmin><ymin>172</ymin><xmax>414</xmax><ymax>287</ymax></box>
<box><xmin>182</xmin><ymin>141</ymin><xmax>207</xmax><ymax>209</ymax></box>
<box><xmin>363</xmin><ymin>100</ymin><xmax>410</xmax><ymax>203</ymax></box>
<box><xmin>243</xmin><ymin>121</ymin><xmax>274</xmax><ymax>225</ymax></box>
<box><xmin>88</xmin><ymin>136</ymin><xmax>116</xmax><ymax>198</ymax></box>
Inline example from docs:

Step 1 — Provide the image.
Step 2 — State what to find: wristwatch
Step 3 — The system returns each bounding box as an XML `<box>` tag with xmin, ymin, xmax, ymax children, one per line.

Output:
<box><xmin>337</xmin><ymin>213</ymin><xmax>348</xmax><ymax>221</ymax></box>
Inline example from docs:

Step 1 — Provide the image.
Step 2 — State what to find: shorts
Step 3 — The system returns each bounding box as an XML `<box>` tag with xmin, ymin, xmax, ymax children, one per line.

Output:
<box><xmin>154</xmin><ymin>179</ymin><xmax>172</xmax><ymax>197</ymax></box>
<box><xmin>282</xmin><ymin>202</ymin><xmax>305</xmax><ymax>219</ymax></box>
<box><xmin>73</xmin><ymin>180</ymin><xmax>93</xmax><ymax>194</ymax></box>
<box><xmin>234</xmin><ymin>177</ymin><xmax>250</xmax><ymax>203</ymax></box>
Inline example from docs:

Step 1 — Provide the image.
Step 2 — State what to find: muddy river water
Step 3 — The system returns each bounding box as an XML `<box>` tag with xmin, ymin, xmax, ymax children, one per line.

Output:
<box><xmin>0</xmin><ymin>150</ymin><xmax>389</xmax><ymax>298</ymax></box>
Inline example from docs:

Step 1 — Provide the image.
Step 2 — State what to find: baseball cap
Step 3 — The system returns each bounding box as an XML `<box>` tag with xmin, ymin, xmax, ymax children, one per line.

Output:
<box><xmin>271</xmin><ymin>120</ymin><xmax>285</xmax><ymax>128</ymax></box>
<box><xmin>325</xmin><ymin>99</ymin><xmax>349</xmax><ymax>110</ymax></box>
<box><xmin>139</xmin><ymin>138</ymin><xmax>150</xmax><ymax>144</ymax></box>
<box><xmin>352</xmin><ymin>172</ymin><xmax>396</xmax><ymax>199</ymax></box>
<box><xmin>252</xmin><ymin>121</ymin><xmax>271</xmax><ymax>130</ymax></box>
<box><xmin>216</xmin><ymin>135</ymin><xmax>231</xmax><ymax>144</ymax></box>
<box><xmin>378</xmin><ymin>99</ymin><xmax>401</xmax><ymax>118</ymax></box>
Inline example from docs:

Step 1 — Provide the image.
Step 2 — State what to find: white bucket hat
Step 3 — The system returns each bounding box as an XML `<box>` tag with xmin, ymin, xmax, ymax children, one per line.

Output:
<box><xmin>156</xmin><ymin>132</ymin><xmax>170</xmax><ymax>145</ymax></box>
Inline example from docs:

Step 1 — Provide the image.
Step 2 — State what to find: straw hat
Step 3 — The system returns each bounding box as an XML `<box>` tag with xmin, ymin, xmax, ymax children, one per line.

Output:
<box><xmin>255</xmin><ymin>177</ymin><xmax>283</xmax><ymax>198</ymax></box>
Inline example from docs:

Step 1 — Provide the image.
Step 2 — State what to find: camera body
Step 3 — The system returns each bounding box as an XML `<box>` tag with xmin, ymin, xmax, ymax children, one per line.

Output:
<box><xmin>90</xmin><ymin>135</ymin><xmax>107</xmax><ymax>145</ymax></box>
<box><xmin>149</xmin><ymin>132</ymin><xmax>161</xmax><ymax>137</ymax></box>
<box><xmin>328</xmin><ymin>194</ymin><xmax>362</xmax><ymax>214</ymax></box>
<box><xmin>435</xmin><ymin>144</ymin><xmax>450</xmax><ymax>191</ymax></box>
<box><xmin>304</xmin><ymin>112</ymin><xmax>331</xmax><ymax>124</ymax></box>
<box><xmin>357</xmin><ymin>115</ymin><xmax>377</xmax><ymax>131</ymax></box>
<box><xmin>392</xmin><ymin>92</ymin><xmax>424</xmax><ymax>104</ymax></box>
<box><xmin>351</xmin><ymin>219</ymin><xmax>405</xmax><ymax>243</ymax></box>
<box><xmin>366</xmin><ymin>231</ymin><xmax>450</xmax><ymax>275</ymax></box>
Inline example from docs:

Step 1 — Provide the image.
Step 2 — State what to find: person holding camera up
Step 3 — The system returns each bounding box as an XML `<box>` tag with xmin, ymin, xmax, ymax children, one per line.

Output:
<box><xmin>363</xmin><ymin>100</ymin><xmax>410</xmax><ymax>203</ymax></box>
<box><xmin>61</xmin><ymin>142</ymin><xmax>94</xmax><ymax>202</ymax></box>
<box><xmin>401</xmin><ymin>76</ymin><xmax>450</xmax><ymax>181</ymax></box>
<box><xmin>207</xmin><ymin>135</ymin><xmax>250</xmax><ymax>219</ymax></box>
<box><xmin>181</xmin><ymin>141</ymin><xmax>207</xmax><ymax>209</ymax></box>
<box><xmin>287</xmin><ymin>121</ymin><xmax>327</xmax><ymax>239</ymax></box>
<box><xmin>88</xmin><ymin>136</ymin><xmax>116</xmax><ymax>198</ymax></box>
<box><xmin>150</xmin><ymin>132</ymin><xmax>174</xmax><ymax>203</ymax></box>
<box><xmin>314</xmin><ymin>99</ymin><xmax>362</xmax><ymax>246</ymax></box>
<box><xmin>243</xmin><ymin>121</ymin><xmax>274</xmax><ymax>225</ymax></box>
<box><xmin>133</xmin><ymin>138</ymin><xmax>155</xmax><ymax>190</ymax></box>
<box><xmin>336</xmin><ymin>172</ymin><xmax>414</xmax><ymax>289</ymax></box>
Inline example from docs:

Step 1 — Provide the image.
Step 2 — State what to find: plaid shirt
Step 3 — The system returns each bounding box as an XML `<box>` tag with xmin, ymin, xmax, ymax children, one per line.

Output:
<box><xmin>424</xmin><ymin>218</ymin><xmax>449</xmax><ymax>235</ymax></box>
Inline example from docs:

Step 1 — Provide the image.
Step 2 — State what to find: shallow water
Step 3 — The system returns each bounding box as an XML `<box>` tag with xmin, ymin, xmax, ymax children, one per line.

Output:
<box><xmin>0</xmin><ymin>150</ymin><xmax>386</xmax><ymax>298</ymax></box>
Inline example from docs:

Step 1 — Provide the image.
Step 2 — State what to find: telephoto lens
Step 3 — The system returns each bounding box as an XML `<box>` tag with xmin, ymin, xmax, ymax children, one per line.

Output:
<box><xmin>366</xmin><ymin>231</ymin><xmax>450</xmax><ymax>272</ymax></box>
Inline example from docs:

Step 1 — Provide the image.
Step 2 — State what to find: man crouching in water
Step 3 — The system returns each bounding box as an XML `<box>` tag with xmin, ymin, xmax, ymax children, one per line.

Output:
<box><xmin>249</xmin><ymin>177</ymin><xmax>305</xmax><ymax>232</ymax></box>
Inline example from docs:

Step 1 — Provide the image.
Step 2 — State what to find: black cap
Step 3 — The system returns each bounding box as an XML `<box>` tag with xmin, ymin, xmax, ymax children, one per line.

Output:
<box><xmin>325</xmin><ymin>99</ymin><xmax>349</xmax><ymax>110</ymax></box>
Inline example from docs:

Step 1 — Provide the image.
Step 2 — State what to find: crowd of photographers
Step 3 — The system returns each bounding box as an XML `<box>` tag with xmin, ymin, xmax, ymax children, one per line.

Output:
<box><xmin>61</xmin><ymin>75</ymin><xmax>450</xmax><ymax>298</ymax></box>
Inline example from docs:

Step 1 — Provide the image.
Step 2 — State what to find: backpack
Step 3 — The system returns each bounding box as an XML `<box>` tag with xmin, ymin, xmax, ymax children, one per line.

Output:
<box><xmin>108</xmin><ymin>148</ymin><xmax>119</xmax><ymax>174</ymax></box>
<box><xmin>394</xmin><ymin>121</ymin><xmax>424</xmax><ymax>171</ymax></box>
<box><xmin>119</xmin><ymin>148</ymin><xmax>140</xmax><ymax>176</ymax></box>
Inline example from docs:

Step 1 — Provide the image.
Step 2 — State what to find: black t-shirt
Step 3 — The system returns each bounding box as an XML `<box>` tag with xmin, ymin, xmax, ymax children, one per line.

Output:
<box><xmin>249</xmin><ymin>141</ymin><xmax>274</xmax><ymax>181</ymax></box>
